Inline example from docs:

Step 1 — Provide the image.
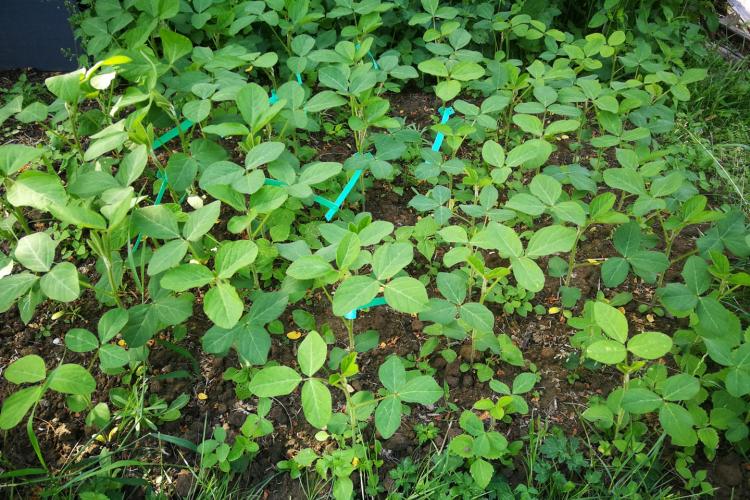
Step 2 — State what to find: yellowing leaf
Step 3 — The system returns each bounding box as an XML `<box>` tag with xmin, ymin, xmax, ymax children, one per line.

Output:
<box><xmin>197</xmin><ymin>392</ymin><xmax>208</xmax><ymax>400</ymax></box>
<box><xmin>586</xmin><ymin>259</ymin><xmax>602</xmax><ymax>265</ymax></box>
<box><xmin>646</xmin><ymin>314</ymin><xmax>655</xmax><ymax>323</ymax></box>
<box><xmin>548</xmin><ymin>307</ymin><xmax>561</xmax><ymax>314</ymax></box>
<box><xmin>351</xmin><ymin>456</ymin><xmax>360</xmax><ymax>467</ymax></box>
<box><xmin>117</xmin><ymin>339</ymin><xmax>127</xmax><ymax>347</ymax></box>
<box><xmin>286</xmin><ymin>330</ymin><xmax>302</xmax><ymax>340</ymax></box>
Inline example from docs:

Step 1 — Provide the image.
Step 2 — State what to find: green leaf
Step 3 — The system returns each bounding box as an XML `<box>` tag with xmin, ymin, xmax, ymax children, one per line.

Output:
<box><xmin>621</xmin><ymin>388</ymin><xmax>663</xmax><ymax>414</ymax></box>
<box><xmin>512</xmin><ymin>373</ymin><xmax>537</xmax><ymax>395</ymax></box>
<box><xmin>40</xmin><ymin>262</ymin><xmax>80</xmax><ymax>302</ymax></box>
<box><xmin>384</xmin><ymin>277</ymin><xmax>428</xmax><ymax>314</ymax></box>
<box><xmin>215</xmin><ymin>240</ymin><xmax>258</xmax><ymax>279</ymax></box>
<box><xmin>437</xmin><ymin>272</ymin><xmax>467</xmax><ymax>305</ymax></box>
<box><xmin>450</xmin><ymin>61</ymin><xmax>484</xmax><ymax>81</ymax></box>
<box><xmin>659</xmin><ymin>403</ymin><xmax>697</xmax><ymax>446</ymax></box>
<box><xmin>236</xmin><ymin>83</ymin><xmax>269</xmax><ymax>129</ymax></box>
<box><xmin>627</xmin><ymin>332</ymin><xmax>672</xmax><ymax>360</ymax></box>
<box><xmin>45</xmin><ymin>70</ymin><xmax>82</xmax><ymax>104</ymax></box>
<box><xmin>379</xmin><ymin>356</ymin><xmax>406</xmax><ymax>393</ymax></box>
<box><xmin>298</xmin><ymin>331</ymin><xmax>327</xmax><ymax>377</ymax></box>
<box><xmin>660</xmin><ymin>374</ymin><xmax>700</xmax><ymax>401</ymax></box>
<box><xmin>98</xmin><ymin>344</ymin><xmax>130</xmax><ymax>370</ymax></box>
<box><xmin>375</xmin><ymin>396</ymin><xmax>402</xmax><ymax>439</ymax></box>
<box><xmin>0</xmin><ymin>386</ymin><xmax>43</xmax><ymax>429</ymax></box>
<box><xmin>245</xmin><ymin>142</ymin><xmax>285</xmax><ymax>170</ymax></box>
<box><xmin>48</xmin><ymin>364</ymin><xmax>96</xmax><ymax>395</ymax></box>
<box><xmin>511</xmin><ymin>257</ymin><xmax>545</xmax><ymax>292</ymax></box>
<box><xmin>160</xmin><ymin>28</ymin><xmax>192</xmax><ymax>65</ymax></box>
<box><xmin>593</xmin><ymin>302</ymin><xmax>628</xmax><ymax>343</ymax></box>
<box><xmin>132</xmin><ymin>205</ymin><xmax>180</xmax><ymax>239</ymax></box>
<box><xmin>586</xmin><ymin>340</ymin><xmax>626</xmax><ymax>364</ymax></box>
<box><xmin>471</xmin><ymin>222</ymin><xmax>522</xmax><ymax>258</ymax></box>
<box><xmin>64</xmin><ymin>328</ymin><xmax>99</xmax><ymax>353</ymax></box>
<box><xmin>4</xmin><ymin>355</ymin><xmax>46</xmax><ymax>384</ymax></box>
<box><xmin>335</xmin><ymin>232</ymin><xmax>360</xmax><ymax>271</ymax></box>
<box><xmin>372</xmin><ymin>243</ymin><xmax>413</xmax><ymax>280</ymax></box>
<box><xmin>513</xmin><ymin>114</ymin><xmax>543</xmax><ymax>136</ymax></box>
<box><xmin>435</xmin><ymin>80</ymin><xmax>461</xmax><ymax>102</ymax></box>
<box><xmin>204</xmin><ymin>283</ymin><xmax>243</xmax><ymax>329</ymax></box>
<box><xmin>7</xmin><ymin>171</ymin><xmax>66</xmax><ymax>211</ymax></box>
<box><xmin>161</xmin><ymin>264</ymin><xmax>214</xmax><ymax>292</ymax></box>
<box><xmin>0</xmin><ymin>273</ymin><xmax>38</xmax><ymax>313</ymax></box>
<box><xmin>525</xmin><ymin>225</ymin><xmax>577</xmax><ymax>258</ymax></box>
<box><xmin>249</xmin><ymin>366</ymin><xmax>301</xmax><ymax>397</ymax></box>
<box><xmin>529</xmin><ymin>174</ymin><xmax>561</xmax><ymax>205</ymax></box>
<box><xmin>84</xmin><ymin>131</ymin><xmax>127</xmax><ymax>162</ymax></box>
<box><xmin>506</xmin><ymin>139</ymin><xmax>553</xmax><ymax>169</ymax></box>
<box><xmin>603</xmin><ymin>168</ymin><xmax>646</xmax><ymax>196</ymax></box>
<box><xmin>298</xmin><ymin>162</ymin><xmax>342</xmax><ymax>185</ymax></box>
<box><xmin>148</xmin><ymin>239</ymin><xmax>188</xmax><ymax>276</ymax></box>
<box><xmin>470</xmin><ymin>458</ymin><xmax>494</xmax><ymax>489</ymax></box>
<box><xmin>183</xmin><ymin>201</ymin><xmax>220</xmax><ymax>241</ymax></box>
<box><xmin>301</xmin><ymin>379</ymin><xmax>332</xmax><ymax>429</ymax></box>
<box><xmin>14</xmin><ymin>232</ymin><xmax>56</xmax><ymax>273</ymax></box>
<box><xmin>399</xmin><ymin>376</ymin><xmax>442</xmax><ymax>404</ymax></box>
<box><xmin>0</xmin><ymin>145</ymin><xmax>43</xmax><ymax>176</ymax></box>
<box><xmin>601</xmin><ymin>257</ymin><xmax>630</xmax><ymax>287</ymax></box>
<box><xmin>304</xmin><ymin>91</ymin><xmax>347</xmax><ymax>112</ymax></box>
<box><xmin>98</xmin><ymin>308</ymin><xmax>128</xmax><ymax>343</ymax></box>
<box><xmin>505</xmin><ymin>193</ymin><xmax>546</xmax><ymax>216</ymax></box>
<box><xmin>482</xmin><ymin>140</ymin><xmax>505</xmax><ymax>167</ymax></box>
<box><xmin>628</xmin><ymin>251</ymin><xmax>669</xmax><ymax>282</ymax></box>
<box><xmin>417</xmin><ymin>58</ymin><xmax>448</xmax><ymax>77</ymax></box>
<box><xmin>287</xmin><ymin>255</ymin><xmax>334</xmax><ymax>280</ymax></box>
<box><xmin>460</xmin><ymin>302</ymin><xmax>494</xmax><ymax>332</ymax></box>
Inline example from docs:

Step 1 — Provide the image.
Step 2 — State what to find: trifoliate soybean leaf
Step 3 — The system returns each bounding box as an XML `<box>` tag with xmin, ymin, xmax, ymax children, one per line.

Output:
<box><xmin>628</xmin><ymin>332</ymin><xmax>672</xmax><ymax>360</ymax></box>
<box><xmin>511</xmin><ymin>257</ymin><xmax>545</xmax><ymax>292</ymax></box>
<box><xmin>400</xmin><ymin>375</ymin><xmax>442</xmax><ymax>404</ymax></box>
<box><xmin>482</xmin><ymin>140</ymin><xmax>505</xmax><ymax>167</ymax></box>
<box><xmin>183</xmin><ymin>200</ymin><xmax>220</xmax><ymax>241</ymax></box>
<box><xmin>245</xmin><ymin>142</ymin><xmax>285</xmax><ymax>170</ymax></box>
<box><xmin>332</xmin><ymin>276</ymin><xmax>379</xmax><ymax>317</ymax></box>
<box><xmin>372</xmin><ymin>243</ymin><xmax>413</xmax><ymax>280</ymax></box>
<box><xmin>470</xmin><ymin>222</ymin><xmax>522</xmax><ymax>258</ymax></box>
<box><xmin>586</xmin><ymin>339</ymin><xmax>626</xmax><ymax>364</ymax></box>
<box><xmin>621</xmin><ymin>388</ymin><xmax>662</xmax><ymax>414</ymax></box>
<box><xmin>132</xmin><ymin>205</ymin><xmax>180</xmax><ymax>239</ymax></box>
<box><xmin>601</xmin><ymin>257</ymin><xmax>630</xmax><ymax>287</ymax></box>
<box><xmin>287</xmin><ymin>255</ymin><xmax>334</xmax><ymax>280</ymax></box>
<box><xmin>4</xmin><ymin>355</ymin><xmax>46</xmax><ymax>384</ymax></box>
<box><xmin>437</xmin><ymin>272</ymin><xmax>467</xmax><ymax>305</ymax></box>
<box><xmin>48</xmin><ymin>364</ymin><xmax>96</xmax><ymax>395</ymax></box>
<box><xmin>301</xmin><ymin>379</ymin><xmax>332</xmax><ymax>429</ymax></box>
<box><xmin>375</xmin><ymin>396</ymin><xmax>401</xmax><ymax>439</ymax></box>
<box><xmin>98</xmin><ymin>308</ymin><xmax>128</xmax><ymax>343</ymax></box>
<box><xmin>529</xmin><ymin>174</ymin><xmax>562</xmax><ymax>206</ymax></box>
<box><xmin>64</xmin><ymin>328</ymin><xmax>98</xmax><ymax>353</ymax></box>
<box><xmin>512</xmin><ymin>372</ymin><xmax>537</xmax><ymax>395</ymax></box>
<box><xmin>99</xmin><ymin>344</ymin><xmax>130</xmax><ymax>370</ymax></box>
<box><xmin>249</xmin><ymin>366</ymin><xmax>301</xmax><ymax>397</ymax></box>
<box><xmin>505</xmin><ymin>193</ymin><xmax>546</xmax><ymax>216</ymax></box>
<box><xmin>628</xmin><ymin>251</ymin><xmax>669</xmax><ymax>282</ymax></box>
<box><xmin>161</xmin><ymin>264</ymin><xmax>214</xmax><ymax>292</ymax></box>
<box><xmin>14</xmin><ymin>232</ymin><xmax>56</xmax><ymax>273</ymax></box>
<box><xmin>147</xmin><ymin>239</ymin><xmax>189</xmax><ymax>276</ymax></box>
<box><xmin>204</xmin><ymin>283</ymin><xmax>243</xmax><ymax>329</ymax></box>
<box><xmin>593</xmin><ymin>301</ymin><xmax>628</xmax><ymax>343</ymax></box>
<box><xmin>603</xmin><ymin>168</ymin><xmax>646</xmax><ymax>196</ymax></box>
<box><xmin>7</xmin><ymin>171</ymin><xmax>66</xmax><ymax>211</ymax></box>
<box><xmin>384</xmin><ymin>277</ymin><xmax>428</xmax><ymax>314</ymax></box>
<box><xmin>379</xmin><ymin>356</ymin><xmax>406</xmax><ymax>393</ymax></box>
<box><xmin>304</xmin><ymin>91</ymin><xmax>347</xmax><ymax>112</ymax></box>
<box><xmin>660</xmin><ymin>374</ymin><xmax>700</xmax><ymax>401</ymax></box>
<box><xmin>298</xmin><ymin>162</ymin><xmax>342</xmax><ymax>185</ymax></box>
<box><xmin>0</xmin><ymin>386</ymin><xmax>43</xmax><ymax>430</ymax></box>
<box><xmin>659</xmin><ymin>402</ymin><xmax>697</xmax><ymax>446</ymax></box>
<box><xmin>0</xmin><ymin>273</ymin><xmax>38</xmax><ymax>313</ymax></box>
<box><xmin>460</xmin><ymin>302</ymin><xmax>494</xmax><ymax>332</ymax></box>
<box><xmin>0</xmin><ymin>145</ymin><xmax>43</xmax><ymax>176</ymax></box>
<box><xmin>298</xmin><ymin>331</ymin><xmax>327</xmax><ymax>377</ymax></box>
<box><xmin>40</xmin><ymin>262</ymin><xmax>79</xmax><ymax>302</ymax></box>
<box><xmin>525</xmin><ymin>225</ymin><xmax>577</xmax><ymax>258</ymax></box>
<box><xmin>215</xmin><ymin>240</ymin><xmax>258</xmax><ymax>279</ymax></box>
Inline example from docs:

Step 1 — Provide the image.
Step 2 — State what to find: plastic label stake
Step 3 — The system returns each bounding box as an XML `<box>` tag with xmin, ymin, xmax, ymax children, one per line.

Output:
<box><xmin>152</xmin><ymin>119</ymin><xmax>193</xmax><ymax>150</ymax></box>
<box><xmin>269</xmin><ymin>89</ymin><xmax>279</xmax><ymax>104</ymax></box>
<box><xmin>431</xmin><ymin>106</ymin><xmax>455</xmax><ymax>152</ymax></box>
<box><xmin>296</xmin><ymin>73</ymin><xmax>303</xmax><ymax>84</ymax></box>
<box><xmin>344</xmin><ymin>296</ymin><xmax>387</xmax><ymax>319</ymax></box>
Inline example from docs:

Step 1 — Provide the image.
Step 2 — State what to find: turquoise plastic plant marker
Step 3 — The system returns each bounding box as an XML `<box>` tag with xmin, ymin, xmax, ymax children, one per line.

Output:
<box><xmin>296</xmin><ymin>73</ymin><xmax>303</xmax><ymax>84</ymax></box>
<box><xmin>132</xmin><ymin>170</ymin><xmax>169</xmax><ymax>254</ymax></box>
<box><xmin>325</xmin><ymin>169</ymin><xmax>362</xmax><ymax>221</ymax></box>
<box><xmin>431</xmin><ymin>106</ymin><xmax>455</xmax><ymax>152</ymax></box>
<box><xmin>152</xmin><ymin>119</ymin><xmax>193</xmax><ymax>150</ymax></box>
<box><xmin>263</xmin><ymin>178</ymin><xmax>337</xmax><ymax>210</ymax></box>
<box><xmin>345</xmin><ymin>296</ymin><xmax>387</xmax><ymax>319</ymax></box>
<box><xmin>354</xmin><ymin>43</ymin><xmax>379</xmax><ymax>70</ymax></box>
<box><xmin>269</xmin><ymin>89</ymin><xmax>279</xmax><ymax>104</ymax></box>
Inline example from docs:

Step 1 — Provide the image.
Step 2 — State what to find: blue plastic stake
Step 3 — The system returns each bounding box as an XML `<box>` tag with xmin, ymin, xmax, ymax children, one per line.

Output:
<box><xmin>296</xmin><ymin>73</ymin><xmax>303</xmax><ymax>85</ymax></box>
<box><xmin>431</xmin><ymin>106</ymin><xmax>455</xmax><ymax>152</ymax></box>
<box><xmin>152</xmin><ymin>119</ymin><xmax>193</xmax><ymax>150</ymax></box>
<box><xmin>345</xmin><ymin>297</ymin><xmax>388</xmax><ymax>319</ymax></box>
<box><xmin>325</xmin><ymin>169</ymin><xmax>362</xmax><ymax>221</ymax></box>
<box><xmin>269</xmin><ymin>89</ymin><xmax>279</xmax><ymax>104</ymax></box>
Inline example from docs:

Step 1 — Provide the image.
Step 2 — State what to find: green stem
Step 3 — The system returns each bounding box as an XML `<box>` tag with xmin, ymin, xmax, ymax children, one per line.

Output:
<box><xmin>564</xmin><ymin>226</ymin><xmax>585</xmax><ymax>287</ymax></box>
